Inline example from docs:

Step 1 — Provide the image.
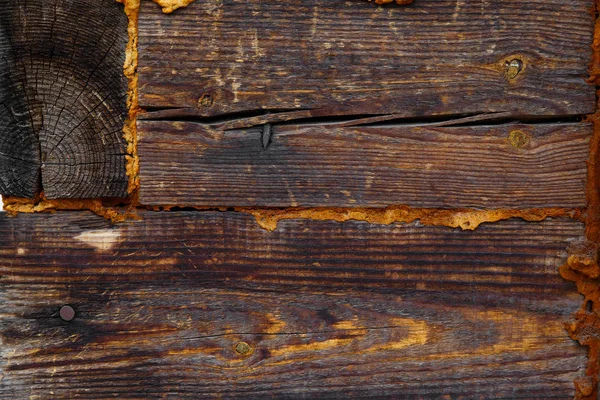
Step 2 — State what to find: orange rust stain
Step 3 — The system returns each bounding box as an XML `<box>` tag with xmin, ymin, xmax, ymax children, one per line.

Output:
<box><xmin>560</xmin><ymin>252</ymin><xmax>600</xmax><ymax>400</ymax></box>
<box><xmin>116</xmin><ymin>0</ymin><xmax>141</xmax><ymax>204</ymax></box>
<box><xmin>151</xmin><ymin>0</ymin><xmax>197</xmax><ymax>14</ymax></box>
<box><xmin>589</xmin><ymin>1</ymin><xmax>600</xmax><ymax>86</ymax></box>
<box><xmin>114</xmin><ymin>0</ymin><xmax>198</xmax><ymax>205</ymax></box>
<box><xmin>566</xmin><ymin>128</ymin><xmax>600</xmax><ymax>399</ymax></box>
<box><xmin>237</xmin><ymin>206</ymin><xmax>578</xmax><ymax>232</ymax></box>
<box><xmin>564</xmin><ymin>3</ymin><xmax>600</xmax><ymax>398</ymax></box>
<box><xmin>2</xmin><ymin>195</ymin><xmax>138</xmax><ymax>224</ymax></box>
<box><xmin>586</xmin><ymin>112</ymin><xmax>600</xmax><ymax>243</ymax></box>
<box><xmin>568</xmin><ymin>239</ymin><xmax>600</xmax><ymax>279</ymax></box>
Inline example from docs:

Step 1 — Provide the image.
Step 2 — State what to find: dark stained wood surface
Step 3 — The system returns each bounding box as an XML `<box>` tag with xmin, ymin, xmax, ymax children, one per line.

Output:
<box><xmin>0</xmin><ymin>22</ymin><xmax>40</xmax><ymax>198</ymax></box>
<box><xmin>137</xmin><ymin>121</ymin><xmax>591</xmax><ymax>208</ymax></box>
<box><xmin>137</xmin><ymin>0</ymin><xmax>595</xmax><ymax>119</ymax></box>
<box><xmin>0</xmin><ymin>211</ymin><xmax>586</xmax><ymax>398</ymax></box>
<box><xmin>0</xmin><ymin>0</ymin><xmax>129</xmax><ymax>199</ymax></box>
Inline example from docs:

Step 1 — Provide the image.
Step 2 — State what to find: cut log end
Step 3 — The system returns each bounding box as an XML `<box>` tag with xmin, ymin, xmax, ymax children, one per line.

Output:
<box><xmin>0</xmin><ymin>0</ymin><xmax>129</xmax><ymax>199</ymax></box>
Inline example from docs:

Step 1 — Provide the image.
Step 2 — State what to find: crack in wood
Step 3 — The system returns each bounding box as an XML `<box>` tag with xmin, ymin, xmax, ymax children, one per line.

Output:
<box><xmin>140</xmin><ymin>108</ymin><xmax>586</xmax><ymax>131</ymax></box>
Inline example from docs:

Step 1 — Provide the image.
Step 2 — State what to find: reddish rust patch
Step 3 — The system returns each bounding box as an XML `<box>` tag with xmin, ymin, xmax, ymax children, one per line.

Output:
<box><xmin>2</xmin><ymin>194</ymin><xmax>139</xmax><ymax>223</ymax></box>
<box><xmin>589</xmin><ymin>1</ymin><xmax>600</xmax><ymax>86</ymax></box>
<box><xmin>560</xmin><ymin>253</ymin><xmax>600</xmax><ymax>400</ymax></box>
<box><xmin>150</xmin><ymin>0</ymin><xmax>197</xmax><ymax>14</ymax></box>
<box><xmin>585</xmin><ymin>113</ymin><xmax>600</xmax><ymax>243</ymax></box>
<box><xmin>116</xmin><ymin>0</ymin><xmax>141</xmax><ymax>204</ymax></box>
<box><xmin>238</xmin><ymin>206</ymin><xmax>579</xmax><ymax>232</ymax></box>
<box><xmin>562</xmin><ymin>3</ymin><xmax>600</xmax><ymax>398</ymax></box>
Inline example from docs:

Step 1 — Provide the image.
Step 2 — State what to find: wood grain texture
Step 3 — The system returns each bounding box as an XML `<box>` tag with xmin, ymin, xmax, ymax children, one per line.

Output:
<box><xmin>138</xmin><ymin>121</ymin><xmax>591</xmax><ymax>208</ymax></box>
<box><xmin>0</xmin><ymin>211</ymin><xmax>586</xmax><ymax>398</ymax></box>
<box><xmin>137</xmin><ymin>0</ymin><xmax>595</xmax><ymax>118</ymax></box>
<box><xmin>0</xmin><ymin>0</ymin><xmax>129</xmax><ymax>199</ymax></box>
<box><xmin>0</xmin><ymin>22</ymin><xmax>40</xmax><ymax>198</ymax></box>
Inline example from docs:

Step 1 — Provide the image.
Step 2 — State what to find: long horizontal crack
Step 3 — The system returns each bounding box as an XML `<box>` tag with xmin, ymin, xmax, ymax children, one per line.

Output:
<box><xmin>138</xmin><ymin>107</ymin><xmax>310</xmax><ymax>128</ymax></box>
<box><xmin>139</xmin><ymin>107</ymin><xmax>586</xmax><ymax>130</ymax></box>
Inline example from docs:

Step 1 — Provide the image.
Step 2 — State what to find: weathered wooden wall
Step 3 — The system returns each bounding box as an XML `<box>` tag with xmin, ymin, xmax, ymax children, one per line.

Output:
<box><xmin>0</xmin><ymin>0</ymin><xmax>598</xmax><ymax>398</ymax></box>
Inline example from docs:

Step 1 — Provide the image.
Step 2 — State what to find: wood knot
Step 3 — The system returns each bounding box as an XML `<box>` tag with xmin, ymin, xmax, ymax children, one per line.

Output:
<box><xmin>505</xmin><ymin>59</ymin><xmax>523</xmax><ymax>80</ymax></box>
<box><xmin>235</xmin><ymin>341</ymin><xmax>252</xmax><ymax>356</ymax></box>
<box><xmin>198</xmin><ymin>93</ymin><xmax>214</xmax><ymax>108</ymax></box>
<box><xmin>508</xmin><ymin>130</ymin><xmax>529</xmax><ymax>149</ymax></box>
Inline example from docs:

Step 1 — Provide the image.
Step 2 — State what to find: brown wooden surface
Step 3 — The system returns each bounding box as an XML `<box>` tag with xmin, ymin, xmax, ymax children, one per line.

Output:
<box><xmin>0</xmin><ymin>0</ymin><xmax>129</xmax><ymax>199</ymax></box>
<box><xmin>138</xmin><ymin>121</ymin><xmax>591</xmax><ymax>208</ymax></box>
<box><xmin>1</xmin><ymin>0</ymin><xmax>596</xmax><ymax>397</ymax></box>
<box><xmin>137</xmin><ymin>0</ymin><xmax>595</xmax><ymax>119</ymax></box>
<box><xmin>0</xmin><ymin>211</ymin><xmax>586</xmax><ymax>398</ymax></box>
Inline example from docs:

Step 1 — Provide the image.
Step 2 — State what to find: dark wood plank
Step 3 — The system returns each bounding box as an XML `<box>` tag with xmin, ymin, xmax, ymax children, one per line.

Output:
<box><xmin>137</xmin><ymin>0</ymin><xmax>595</xmax><ymax>118</ymax></box>
<box><xmin>0</xmin><ymin>0</ymin><xmax>129</xmax><ymax>199</ymax></box>
<box><xmin>137</xmin><ymin>121</ymin><xmax>591</xmax><ymax>208</ymax></box>
<box><xmin>0</xmin><ymin>211</ymin><xmax>586</xmax><ymax>398</ymax></box>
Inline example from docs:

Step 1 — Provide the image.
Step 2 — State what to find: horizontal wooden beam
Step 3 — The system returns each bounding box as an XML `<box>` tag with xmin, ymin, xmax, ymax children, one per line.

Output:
<box><xmin>137</xmin><ymin>0</ymin><xmax>595</xmax><ymax>118</ymax></box>
<box><xmin>138</xmin><ymin>122</ymin><xmax>591</xmax><ymax>208</ymax></box>
<box><xmin>0</xmin><ymin>211</ymin><xmax>586</xmax><ymax>397</ymax></box>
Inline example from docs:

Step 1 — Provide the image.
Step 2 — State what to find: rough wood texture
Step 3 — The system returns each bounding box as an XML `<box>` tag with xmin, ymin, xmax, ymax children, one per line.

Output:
<box><xmin>137</xmin><ymin>0</ymin><xmax>594</xmax><ymax>118</ymax></box>
<box><xmin>0</xmin><ymin>211</ymin><xmax>586</xmax><ymax>398</ymax></box>
<box><xmin>138</xmin><ymin>121</ymin><xmax>591</xmax><ymax>208</ymax></box>
<box><xmin>0</xmin><ymin>24</ymin><xmax>40</xmax><ymax>198</ymax></box>
<box><xmin>0</xmin><ymin>0</ymin><xmax>129</xmax><ymax>199</ymax></box>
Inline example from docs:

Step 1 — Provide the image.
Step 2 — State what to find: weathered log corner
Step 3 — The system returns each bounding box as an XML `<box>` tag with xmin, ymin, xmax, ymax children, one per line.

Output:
<box><xmin>0</xmin><ymin>0</ymin><xmax>129</xmax><ymax>199</ymax></box>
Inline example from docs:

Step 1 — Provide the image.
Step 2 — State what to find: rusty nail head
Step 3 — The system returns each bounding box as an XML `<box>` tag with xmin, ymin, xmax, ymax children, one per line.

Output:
<box><xmin>235</xmin><ymin>341</ymin><xmax>252</xmax><ymax>355</ymax></box>
<box><xmin>59</xmin><ymin>305</ymin><xmax>75</xmax><ymax>322</ymax></box>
